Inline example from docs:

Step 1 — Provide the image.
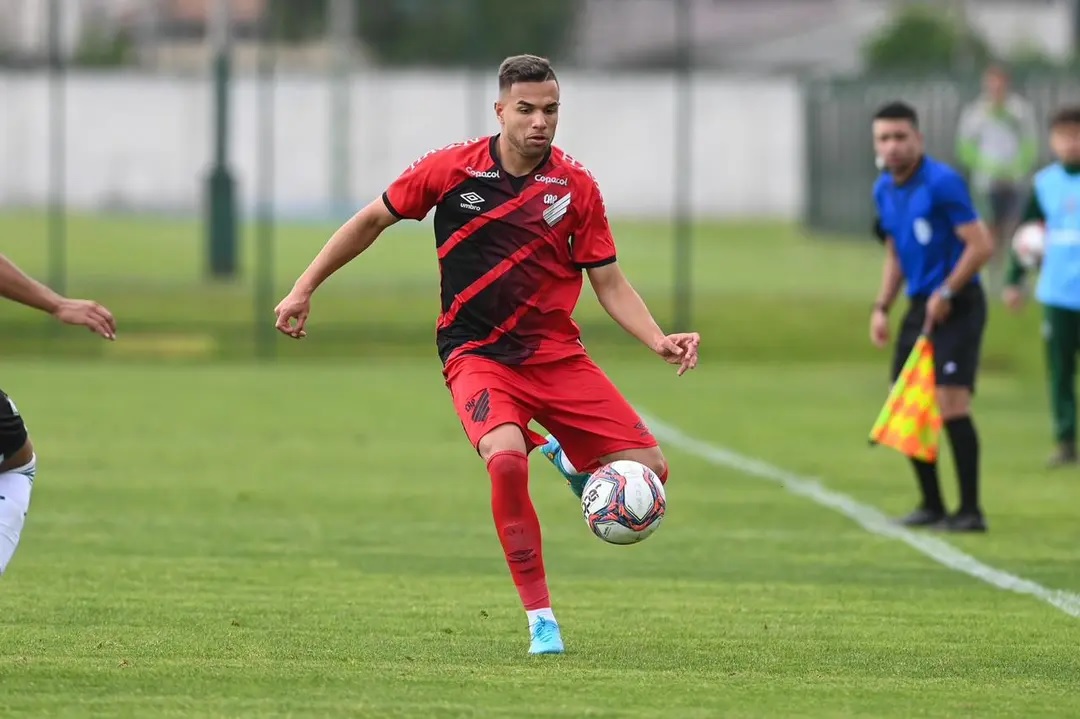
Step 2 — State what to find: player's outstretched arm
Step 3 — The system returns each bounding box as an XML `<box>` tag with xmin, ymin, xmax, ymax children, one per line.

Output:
<box><xmin>0</xmin><ymin>253</ymin><xmax>116</xmax><ymax>340</ymax></box>
<box><xmin>586</xmin><ymin>262</ymin><xmax>699</xmax><ymax>376</ymax></box>
<box><xmin>274</xmin><ymin>198</ymin><xmax>400</xmax><ymax>339</ymax></box>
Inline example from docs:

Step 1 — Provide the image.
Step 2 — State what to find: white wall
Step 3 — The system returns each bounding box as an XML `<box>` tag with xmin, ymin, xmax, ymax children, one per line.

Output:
<box><xmin>0</xmin><ymin>70</ymin><xmax>805</xmax><ymax>220</ymax></box>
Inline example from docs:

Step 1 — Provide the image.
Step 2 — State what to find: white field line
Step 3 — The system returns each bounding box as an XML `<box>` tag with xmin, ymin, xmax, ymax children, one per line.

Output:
<box><xmin>642</xmin><ymin>413</ymin><xmax>1080</xmax><ymax>619</ymax></box>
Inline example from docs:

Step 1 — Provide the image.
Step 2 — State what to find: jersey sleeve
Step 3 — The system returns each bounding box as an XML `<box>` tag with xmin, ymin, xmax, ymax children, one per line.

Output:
<box><xmin>382</xmin><ymin>149</ymin><xmax>449</xmax><ymax>221</ymax></box>
<box><xmin>570</xmin><ymin>178</ymin><xmax>617</xmax><ymax>269</ymax></box>
<box><xmin>933</xmin><ymin>171</ymin><xmax>979</xmax><ymax>227</ymax></box>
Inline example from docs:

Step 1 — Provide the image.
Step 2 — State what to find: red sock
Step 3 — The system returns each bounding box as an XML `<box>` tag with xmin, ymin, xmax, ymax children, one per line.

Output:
<box><xmin>487</xmin><ymin>450</ymin><xmax>550</xmax><ymax>611</ymax></box>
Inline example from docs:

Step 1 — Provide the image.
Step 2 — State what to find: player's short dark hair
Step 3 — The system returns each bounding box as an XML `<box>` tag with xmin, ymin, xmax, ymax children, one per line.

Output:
<box><xmin>498</xmin><ymin>54</ymin><xmax>558</xmax><ymax>93</ymax></box>
<box><xmin>873</xmin><ymin>101</ymin><xmax>919</xmax><ymax>128</ymax></box>
<box><xmin>1050</xmin><ymin>106</ymin><xmax>1080</xmax><ymax>128</ymax></box>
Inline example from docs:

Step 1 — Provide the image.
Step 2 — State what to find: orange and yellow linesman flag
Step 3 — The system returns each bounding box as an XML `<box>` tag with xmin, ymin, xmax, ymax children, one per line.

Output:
<box><xmin>869</xmin><ymin>335</ymin><xmax>942</xmax><ymax>462</ymax></box>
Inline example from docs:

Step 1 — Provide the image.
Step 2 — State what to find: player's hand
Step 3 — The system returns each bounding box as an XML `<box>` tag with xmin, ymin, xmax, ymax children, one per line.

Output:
<box><xmin>870</xmin><ymin>308</ymin><xmax>889</xmax><ymax>348</ymax></box>
<box><xmin>274</xmin><ymin>290</ymin><xmax>311</xmax><ymax>339</ymax></box>
<box><xmin>925</xmin><ymin>292</ymin><xmax>952</xmax><ymax>330</ymax></box>
<box><xmin>1002</xmin><ymin>285</ymin><xmax>1025</xmax><ymax>312</ymax></box>
<box><xmin>653</xmin><ymin>332</ymin><xmax>699</xmax><ymax>376</ymax></box>
<box><xmin>52</xmin><ymin>298</ymin><xmax>116</xmax><ymax>340</ymax></box>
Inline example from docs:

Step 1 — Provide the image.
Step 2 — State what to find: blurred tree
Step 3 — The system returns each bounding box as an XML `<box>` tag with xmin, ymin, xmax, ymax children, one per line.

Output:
<box><xmin>862</xmin><ymin>3</ymin><xmax>991</xmax><ymax>76</ymax></box>
<box><xmin>269</xmin><ymin>0</ymin><xmax>328</xmax><ymax>42</ymax></box>
<box><xmin>266</xmin><ymin>0</ymin><xmax>578</xmax><ymax>63</ymax></box>
<box><xmin>73</xmin><ymin>25</ymin><xmax>135</xmax><ymax>67</ymax></box>
<box><xmin>356</xmin><ymin>0</ymin><xmax>579</xmax><ymax>65</ymax></box>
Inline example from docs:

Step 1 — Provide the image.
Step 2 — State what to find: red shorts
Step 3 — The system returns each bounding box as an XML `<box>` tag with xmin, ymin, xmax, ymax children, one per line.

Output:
<box><xmin>444</xmin><ymin>353</ymin><xmax>657</xmax><ymax>473</ymax></box>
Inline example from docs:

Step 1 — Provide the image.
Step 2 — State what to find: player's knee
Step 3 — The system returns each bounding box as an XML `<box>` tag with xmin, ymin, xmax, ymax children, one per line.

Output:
<box><xmin>477</xmin><ymin>423</ymin><xmax>528</xmax><ymax>462</ymax></box>
<box><xmin>936</xmin><ymin>387</ymin><xmax>971</xmax><ymax>419</ymax></box>
<box><xmin>602</xmin><ymin>446</ymin><xmax>667</xmax><ymax>484</ymax></box>
<box><xmin>647</xmin><ymin>451</ymin><xmax>669</xmax><ymax>485</ymax></box>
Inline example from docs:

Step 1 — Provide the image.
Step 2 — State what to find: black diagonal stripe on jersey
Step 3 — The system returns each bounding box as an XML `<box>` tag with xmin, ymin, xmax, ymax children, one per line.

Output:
<box><xmin>437</xmin><ymin>198</ymin><xmax>549</xmax><ymax>314</ymax></box>
<box><xmin>436</xmin><ymin>243</ymin><xmax>559</xmax><ymax>364</ymax></box>
<box><xmin>432</xmin><ymin>173</ymin><xmax>515</xmax><ymax>251</ymax></box>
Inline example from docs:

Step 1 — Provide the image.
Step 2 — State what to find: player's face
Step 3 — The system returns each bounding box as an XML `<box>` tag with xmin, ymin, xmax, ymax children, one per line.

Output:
<box><xmin>984</xmin><ymin>71</ymin><xmax>1008</xmax><ymax>105</ymax></box>
<box><xmin>1050</xmin><ymin>123</ymin><xmax>1080</xmax><ymax>164</ymax></box>
<box><xmin>495</xmin><ymin>80</ymin><xmax>560</xmax><ymax>159</ymax></box>
<box><xmin>872</xmin><ymin>119</ymin><xmax>923</xmax><ymax>175</ymax></box>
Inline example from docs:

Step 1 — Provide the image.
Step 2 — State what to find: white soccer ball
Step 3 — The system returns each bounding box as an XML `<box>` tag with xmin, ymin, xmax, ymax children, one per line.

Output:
<box><xmin>1012</xmin><ymin>222</ymin><xmax>1045</xmax><ymax>270</ymax></box>
<box><xmin>581</xmin><ymin>460</ymin><xmax>666</xmax><ymax>545</ymax></box>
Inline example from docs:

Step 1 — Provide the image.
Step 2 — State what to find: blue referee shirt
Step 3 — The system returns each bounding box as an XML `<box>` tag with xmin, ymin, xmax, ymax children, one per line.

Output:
<box><xmin>873</xmin><ymin>155</ymin><xmax>980</xmax><ymax>298</ymax></box>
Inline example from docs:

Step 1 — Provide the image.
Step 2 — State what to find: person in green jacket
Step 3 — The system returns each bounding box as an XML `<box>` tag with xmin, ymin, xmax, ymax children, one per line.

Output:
<box><xmin>957</xmin><ymin>65</ymin><xmax>1039</xmax><ymax>289</ymax></box>
<box><xmin>1003</xmin><ymin>107</ymin><xmax>1080</xmax><ymax>467</ymax></box>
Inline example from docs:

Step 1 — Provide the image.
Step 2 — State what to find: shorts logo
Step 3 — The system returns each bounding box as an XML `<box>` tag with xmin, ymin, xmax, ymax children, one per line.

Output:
<box><xmin>460</xmin><ymin>191</ymin><xmax>485</xmax><ymax>212</ymax></box>
<box><xmin>464</xmin><ymin>388</ymin><xmax>491</xmax><ymax>424</ymax></box>
<box><xmin>943</xmin><ymin>361</ymin><xmax>957</xmax><ymax>375</ymax></box>
<box><xmin>913</xmin><ymin>218</ymin><xmax>933</xmax><ymax>245</ymax></box>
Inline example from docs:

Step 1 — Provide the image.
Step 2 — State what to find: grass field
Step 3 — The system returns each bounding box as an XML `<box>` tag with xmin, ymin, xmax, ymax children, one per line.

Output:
<box><xmin>2</xmin><ymin>212</ymin><xmax>1078</xmax><ymax>717</ymax></box>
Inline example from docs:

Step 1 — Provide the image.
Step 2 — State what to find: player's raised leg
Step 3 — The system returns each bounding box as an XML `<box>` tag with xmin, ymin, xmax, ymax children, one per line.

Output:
<box><xmin>533</xmin><ymin>356</ymin><xmax>669</xmax><ymax>497</ymax></box>
<box><xmin>445</xmin><ymin>357</ymin><xmax>563</xmax><ymax>655</ymax></box>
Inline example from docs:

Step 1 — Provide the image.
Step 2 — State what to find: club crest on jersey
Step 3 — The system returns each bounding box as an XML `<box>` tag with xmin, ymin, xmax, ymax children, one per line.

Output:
<box><xmin>543</xmin><ymin>192</ymin><xmax>571</xmax><ymax>227</ymax></box>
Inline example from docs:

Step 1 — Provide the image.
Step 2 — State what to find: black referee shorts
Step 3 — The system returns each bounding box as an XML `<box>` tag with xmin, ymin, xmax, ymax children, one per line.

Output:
<box><xmin>0</xmin><ymin>389</ymin><xmax>29</xmax><ymax>463</ymax></box>
<box><xmin>891</xmin><ymin>284</ymin><xmax>987</xmax><ymax>392</ymax></box>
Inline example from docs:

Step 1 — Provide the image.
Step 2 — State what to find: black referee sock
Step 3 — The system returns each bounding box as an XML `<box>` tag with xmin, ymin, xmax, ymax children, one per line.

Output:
<box><xmin>945</xmin><ymin>416</ymin><xmax>981</xmax><ymax>515</ymax></box>
<box><xmin>909</xmin><ymin>459</ymin><xmax>944</xmax><ymax>513</ymax></box>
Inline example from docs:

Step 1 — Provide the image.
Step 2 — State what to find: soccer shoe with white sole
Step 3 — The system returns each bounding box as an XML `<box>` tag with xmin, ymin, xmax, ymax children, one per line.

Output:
<box><xmin>539</xmin><ymin>434</ymin><xmax>591</xmax><ymax>498</ymax></box>
<box><xmin>528</xmin><ymin>617</ymin><xmax>565</xmax><ymax>655</ymax></box>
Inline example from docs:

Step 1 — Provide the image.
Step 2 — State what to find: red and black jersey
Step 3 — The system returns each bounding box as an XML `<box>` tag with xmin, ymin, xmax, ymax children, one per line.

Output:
<box><xmin>382</xmin><ymin>135</ymin><xmax>617</xmax><ymax>366</ymax></box>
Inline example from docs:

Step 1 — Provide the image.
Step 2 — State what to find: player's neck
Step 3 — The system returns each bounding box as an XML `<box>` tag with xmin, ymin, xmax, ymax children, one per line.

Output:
<box><xmin>891</xmin><ymin>155</ymin><xmax>924</xmax><ymax>186</ymax></box>
<box><xmin>495</xmin><ymin>134</ymin><xmax>547</xmax><ymax>178</ymax></box>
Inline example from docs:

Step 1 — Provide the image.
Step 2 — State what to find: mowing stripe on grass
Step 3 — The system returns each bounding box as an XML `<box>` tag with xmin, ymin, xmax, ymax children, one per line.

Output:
<box><xmin>643</xmin><ymin>413</ymin><xmax>1080</xmax><ymax>619</ymax></box>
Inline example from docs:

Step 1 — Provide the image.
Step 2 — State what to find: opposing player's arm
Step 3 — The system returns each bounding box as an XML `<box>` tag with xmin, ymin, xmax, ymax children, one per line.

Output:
<box><xmin>0</xmin><ymin>253</ymin><xmax>64</xmax><ymax>313</ymax></box>
<box><xmin>0</xmin><ymin>254</ymin><xmax>116</xmax><ymax>339</ymax></box>
<box><xmin>937</xmin><ymin>173</ymin><xmax>994</xmax><ymax>293</ymax></box>
<box><xmin>1005</xmin><ymin>192</ymin><xmax>1047</xmax><ymax>288</ymax></box>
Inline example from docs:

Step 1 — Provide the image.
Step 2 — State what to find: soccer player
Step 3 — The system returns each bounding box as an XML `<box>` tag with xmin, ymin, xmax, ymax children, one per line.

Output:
<box><xmin>0</xmin><ymin>253</ymin><xmax>117</xmax><ymax>575</ymax></box>
<box><xmin>955</xmin><ymin>64</ymin><xmax>1038</xmax><ymax>288</ymax></box>
<box><xmin>869</xmin><ymin>101</ymin><xmax>994</xmax><ymax>533</ymax></box>
<box><xmin>1003</xmin><ymin>106</ymin><xmax>1080</xmax><ymax>467</ymax></box>
<box><xmin>274</xmin><ymin>55</ymin><xmax>699</xmax><ymax>655</ymax></box>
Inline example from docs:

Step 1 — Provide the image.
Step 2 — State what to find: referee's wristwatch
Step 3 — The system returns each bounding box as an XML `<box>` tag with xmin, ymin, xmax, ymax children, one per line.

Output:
<box><xmin>937</xmin><ymin>285</ymin><xmax>955</xmax><ymax>301</ymax></box>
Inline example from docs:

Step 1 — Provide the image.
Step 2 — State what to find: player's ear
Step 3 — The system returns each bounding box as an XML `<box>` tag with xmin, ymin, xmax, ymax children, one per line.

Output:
<box><xmin>494</xmin><ymin>100</ymin><xmax>504</xmax><ymax>125</ymax></box>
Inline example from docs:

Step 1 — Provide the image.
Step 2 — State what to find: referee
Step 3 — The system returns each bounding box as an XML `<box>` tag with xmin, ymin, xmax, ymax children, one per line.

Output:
<box><xmin>869</xmin><ymin>101</ymin><xmax>995</xmax><ymax>533</ymax></box>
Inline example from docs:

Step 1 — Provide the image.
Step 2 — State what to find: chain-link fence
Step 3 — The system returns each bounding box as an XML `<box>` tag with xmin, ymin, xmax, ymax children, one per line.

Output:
<box><xmin>2</xmin><ymin>0</ymin><xmax>1077</xmax><ymax>360</ymax></box>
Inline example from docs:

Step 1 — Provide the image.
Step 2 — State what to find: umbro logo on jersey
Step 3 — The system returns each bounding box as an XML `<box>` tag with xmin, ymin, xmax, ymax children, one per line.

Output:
<box><xmin>543</xmin><ymin>193</ymin><xmax>571</xmax><ymax>227</ymax></box>
<box><xmin>460</xmin><ymin>191</ymin><xmax>485</xmax><ymax>211</ymax></box>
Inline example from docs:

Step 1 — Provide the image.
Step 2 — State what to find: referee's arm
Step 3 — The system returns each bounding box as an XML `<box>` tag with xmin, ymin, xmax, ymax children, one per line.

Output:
<box><xmin>871</xmin><ymin>218</ymin><xmax>903</xmax><ymax>313</ymax></box>
<box><xmin>942</xmin><ymin>220</ymin><xmax>994</xmax><ymax>294</ymax></box>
